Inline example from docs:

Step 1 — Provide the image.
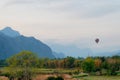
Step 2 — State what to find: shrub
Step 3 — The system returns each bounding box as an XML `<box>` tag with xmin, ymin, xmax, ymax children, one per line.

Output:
<box><xmin>46</xmin><ymin>76</ymin><xmax>56</xmax><ymax>80</ymax></box>
<box><xmin>56</xmin><ymin>76</ymin><xmax>64</xmax><ymax>80</ymax></box>
<box><xmin>46</xmin><ymin>76</ymin><xmax>64</xmax><ymax>80</ymax></box>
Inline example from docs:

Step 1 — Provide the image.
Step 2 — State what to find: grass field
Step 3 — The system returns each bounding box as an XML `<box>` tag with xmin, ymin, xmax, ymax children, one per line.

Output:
<box><xmin>77</xmin><ymin>76</ymin><xmax>120</xmax><ymax>80</ymax></box>
<box><xmin>1</xmin><ymin>68</ymin><xmax>120</xmax><ymax>80</ymax></box>
<box><xmin>0</xmin><ymin>74</ymin><xmax>120</xmax><ymax>80</ymax></box>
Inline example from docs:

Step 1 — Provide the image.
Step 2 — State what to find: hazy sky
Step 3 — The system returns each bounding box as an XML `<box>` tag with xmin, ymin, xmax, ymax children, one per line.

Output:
<box><xmin>0</xmin><ymin>0</ymin><xmax>120</xmax><ymax>53</ymax></box>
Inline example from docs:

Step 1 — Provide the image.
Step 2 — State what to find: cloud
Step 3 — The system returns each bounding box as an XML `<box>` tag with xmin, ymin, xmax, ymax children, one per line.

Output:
<box><xmin>81</xmin><ymin>1</ymin><xmax>120</xmax><ymax>18</ymax></box>
<box><xmin>2</xmin><ymin>0</ymin><xmax>33</xmax><ymax>7</ymax></box>
<box><xmin>0</xmin><ymin>0</ymin><xmax>120</xmax><ymax>53</ymax></box>
<box><xmin>2</xmin><ymin>0</ymin><xmax>120</xmax><ymax>18</ymax></box>
<box><xmin>3</xmin><ymin>0</ymin><xmax>67</xmax><ymax>7</ymax></box>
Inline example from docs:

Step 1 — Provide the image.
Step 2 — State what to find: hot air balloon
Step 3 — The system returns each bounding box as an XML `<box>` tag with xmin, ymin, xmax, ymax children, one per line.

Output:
<box><xmin>95</xmin><ymin>38</ymin><xmax>99</xmax><ymax>44</ymax></box>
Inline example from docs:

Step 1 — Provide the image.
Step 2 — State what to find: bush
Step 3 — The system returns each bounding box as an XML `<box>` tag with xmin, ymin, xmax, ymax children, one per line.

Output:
<box><xmin>46</xmin><ymin>76</ymin><xmax>64</xmax><ymax>80</ymax></box>
<box><xmin>73</xmin><ymin>70</ymin><xmax>79</xmax><ymax>75</ymax></box>
<box><xmin>56</xmin><ymin>76</ymin><xmax>64</xmax><ymax>80</ymax></box>
<box><xmin>107</xmin><ymin>70</ymin><xmax>117</xmax><ymax>76</ymax></box>
<box><xmin>46</xmin><ymin>76</ymin><xmax>56</xmax><ymax>80</ymax></box>
<box><xmin>101</xmin><ymin>69</ymin><xmax>107</xmax><ymax>75</ymax></box>
<box><xmin>68</xmin><ymin>72</ymin><xmax>72</xmax><ymax>75</ymax></box>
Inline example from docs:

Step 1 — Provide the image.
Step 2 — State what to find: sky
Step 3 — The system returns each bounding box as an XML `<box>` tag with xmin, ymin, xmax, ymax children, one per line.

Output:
<box><xmin>0</xmin><ymin>0</ymin><xmax>120</xmax><ymax>56</ymax></box>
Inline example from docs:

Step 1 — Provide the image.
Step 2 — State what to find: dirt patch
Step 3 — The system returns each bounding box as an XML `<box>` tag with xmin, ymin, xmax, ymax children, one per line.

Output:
<box><xmin>0</xmin><ymin>74</ymin><xmax>77</xmax><ymax>80</ymax></box>
<box><xmin>33</xmin><ymin>74</ymin><xmax>77</xmax><ymax>80</ymax></box>
<box><xmin>0</xmin><ymin>76</ymin><xmax>9</xmax><ymax>80</ymax></box>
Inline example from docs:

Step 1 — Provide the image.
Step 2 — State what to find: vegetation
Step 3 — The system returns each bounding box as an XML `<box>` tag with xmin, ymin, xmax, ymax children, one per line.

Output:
<box><xmin>46</xmin><ymin>76</ymin><xmax>64</xmax><ymax>80</ymax></box>
<box><xmin>0</xmin><ymin>51</ymin><xmax>120</xmax><ymax>80</ymax></box>
<box><xmin>36</xmin><ymin>56</ymin><xmax>120</xmax><ymax>76</ymax></box>
<box><xmin>1</xmin><ymin>51</ymin><xmax>39</xmax><ymax>80</ymax></box>
<box><xmin>75</xmin><ymin>76</ymin><xmax>120</xmax><ymax>80</ymax></box>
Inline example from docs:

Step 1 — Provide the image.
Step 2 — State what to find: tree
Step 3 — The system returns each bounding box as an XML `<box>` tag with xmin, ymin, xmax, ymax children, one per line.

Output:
<box><xmin>64</xmin><ymin>57</ymin><xmax>75</xmax><ymax>68</ymax></box>
<box><xmin>106</xmin><ymin>58</ymin><xmax>117</xmax><ymax>75</ymax></box>
<box><xmin>82</xmin><ymin>57</ymin><xmax>94</xmax><ymax>73</ymax></box>
<box><xmin>74</xmin><ymin>59</ymin><xmax>81</xmax><ymax>68</ymax></box>
<box><xmin>6</xmin><ymin>51</ymin><xmax>39</xmax><ymax>80</ymax></box>
<box><xmin>94</xmin><ymin>59</ymin><xmax>102</xmax><ymax>71</ymax></box>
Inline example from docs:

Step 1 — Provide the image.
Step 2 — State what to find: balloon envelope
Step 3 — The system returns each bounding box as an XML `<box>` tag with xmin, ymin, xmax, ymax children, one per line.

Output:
<box><xmin>95</xmin><ymin>38</ymin><xmax>99</xmax><ymax>44</ymax></box>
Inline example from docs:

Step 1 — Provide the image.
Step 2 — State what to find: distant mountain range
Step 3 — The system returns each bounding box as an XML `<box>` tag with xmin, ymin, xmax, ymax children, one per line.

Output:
<box><xmin>46</xmin><ymin>42</ymin><xmax>120</xmax><ymax>58</ymax></box>
<box><xmin>0</xmin><ymin>27</ymin><xmax>119</xmax><ymax>59</ymax></box>
<box><xmin>0</xmin><ymin>27</ymin><xmax>55</xmax><ymax>59</ymax></box>
<box><xmin>117</xmin><ymin>53</ymin><xmax>120</xmax><ymax>56</ymax></box>
<box><xmin>94</xmin><ymin>50</ymin><xmax>120</xmax><ymax>57</ymax></box>
<box><xmin>46</xmin><ymin>43</ymin><xmax>93</xmax><ymax>58</ymax></box>
<box><xmin>52</xmin><ymin>52</ymin><xmax>66</xmax><ymax>58</ymax></box>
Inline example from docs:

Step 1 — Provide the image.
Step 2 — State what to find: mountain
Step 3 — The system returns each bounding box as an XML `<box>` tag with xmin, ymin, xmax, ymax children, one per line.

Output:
<box><xmin>117</xmin><ymin>53</ymin><xmax>120</xmax><ymax>56</ymax></box>
<box><xmin>116</xmin><ymin>50</ymin><xmax>120</xmax><ymax>56</ymax></box>
<box><xmin>53</xmin><ymin>52</ymin><xmax>66</xmax><ymax>58</ymax></box>
<box><xmin>45</xmin><ymin>42</ymin><xmax>93</xmax><ymax>58</ymax></box>
<box><xmin>93</xmin><ymin>50</ymin><xmax>120</xmax><ymax>57</ymax></box>
<box><xmin>0</xmin><ymin>27</ymin><xmax>55</xmax><ymax>59</ymax></box>
<box><xmin>46</xmin><ymin>41</ymin><xmax>120</xmax><ymax>57</ymax></box>
<box><xmin>1</xmin><ymin>27</ymin><xmax>20</xmax><ymax>37</ymax></box>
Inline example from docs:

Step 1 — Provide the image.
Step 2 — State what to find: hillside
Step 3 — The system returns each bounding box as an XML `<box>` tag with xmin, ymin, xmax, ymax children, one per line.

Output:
<box><xmin>0</xmin><ymin>27</ymin><xmax>55</xmax><ymax>59</ymax></box>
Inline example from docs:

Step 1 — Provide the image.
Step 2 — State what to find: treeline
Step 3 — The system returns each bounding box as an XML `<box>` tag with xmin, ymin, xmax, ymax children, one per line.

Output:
<box><xmin>0</xmin><ymin>51</ymin><xmax>120</xmax><ymax>76</ymax></box>
<box><xmin>37</xmin><ymin>56</ymin><xmax>120</xmax><ymax>75</ymax></box>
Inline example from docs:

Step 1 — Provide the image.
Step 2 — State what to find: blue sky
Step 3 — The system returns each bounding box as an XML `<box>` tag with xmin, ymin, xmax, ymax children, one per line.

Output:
<box><xmin>0</xmin><ymin>0</ymin><xmax>120</xmax><ymax>56</ymax></box>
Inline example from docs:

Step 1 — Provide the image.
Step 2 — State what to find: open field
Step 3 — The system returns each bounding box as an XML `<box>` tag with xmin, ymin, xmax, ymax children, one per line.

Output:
<box><xmin>1</xmin><ymin>68</ymin><xmax>120</xmax><ymax>80</ymax></box>
<box><xmin>33</xmin><ymin>74</ymin><xmax>76</xmax><ymax>80</ymax></box>
<box><xmin>1</xmin><ymin>75</ymin><xmax>120</xmax><ymax>80</ymax></box>
<box><xmin>76</xmin><ymin>76</ymin><xmax>120</xmax><ymax>80</ymax></box>
<box><xmin>34</xmin><ymin>74</ymin><xmax>120</xmax><ymax>80</ymax></box>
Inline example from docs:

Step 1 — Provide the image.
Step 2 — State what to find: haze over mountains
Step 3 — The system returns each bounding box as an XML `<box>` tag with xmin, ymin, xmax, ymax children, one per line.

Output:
<box><xmin>0</xmin><ymin>27</ymin><xmax>119</xmax><ymax>59</ymax></box>
<box><xmin>46</xmin><ymin>42</ymin><xmax>120</xmax><ymax>57</ymax></box>
<box><xmin>0</xmin><ymin>27</ymin><xmax>56</xmax><ymax>59</ymax></box>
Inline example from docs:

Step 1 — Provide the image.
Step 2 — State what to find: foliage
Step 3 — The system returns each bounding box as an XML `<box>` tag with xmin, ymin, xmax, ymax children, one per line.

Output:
<box><xmin>6</xmin><ymin>51</ymin><xmax>39</xmax><ymax>80</ymax></box>
<box><xmin>82</xmin><ymin>57</ymin><xmax>95</xmax><ymax>73</ymax></box>
<box><xmin>1</xmin><ymin>52</ymin><xmax>120</xmax><ymax>77</ymax></box>
<box><xmin>46</xmin><ymin>76</ymin><xmax>64</xmax><ymax>80</ymax></box>
<box><xmin>7</xmin><ymin>51</ymin><xmax>38</xmax><ymax>67</ymax></box>
<box><xmin>0</xmin><ymin>60</ymin><xmax>7</xmax><ymax>67</ymax></box>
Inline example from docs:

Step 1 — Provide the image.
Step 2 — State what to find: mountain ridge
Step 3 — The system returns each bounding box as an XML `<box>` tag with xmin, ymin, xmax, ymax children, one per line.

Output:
<box><xmin>1</xmin><ymin>27</ymin><xmax>21</xmax><ymax>37</ymax></box>
<box><xmin>0</xmin><ymin>27</ymin><xmax>55</xmax><ymax>59</ymax></box>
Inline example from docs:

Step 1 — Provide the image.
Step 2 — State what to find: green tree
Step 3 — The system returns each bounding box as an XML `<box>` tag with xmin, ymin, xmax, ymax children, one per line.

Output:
<box><xmin>64</xmin><ymin>57</ymin><xmax>75</xmax><ymax>68</ymax></box>
<box><xmin>6</xmin><ymin>51</ymin><xmax>39</xmax><ymax>80</ymax></box>
<box><xmin>106</xmin><ymin>58</ymin><xmax>117</xmax><ymax>75</ymax></box>
<box><xmin>82</xmin><ymin>57</ymin><xmax>94</xmax><ymax>73</ymax></box>
<box><xmin>74</xmin><ymin>59</ymin><xmax>81</xmax><ymax>68</ymax></box>
<box><xmin>94</xmin><ymin>58</ymin><xmax>102</xmax><ymax>71</ymax></box>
